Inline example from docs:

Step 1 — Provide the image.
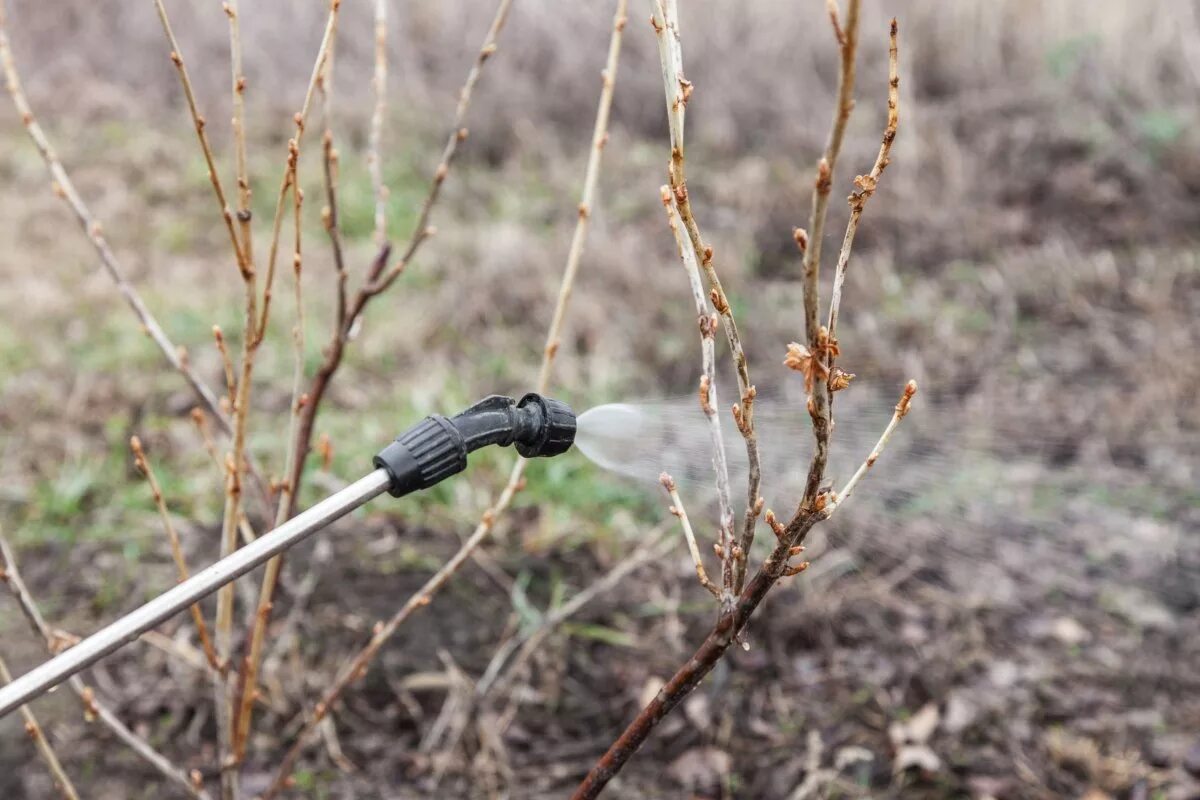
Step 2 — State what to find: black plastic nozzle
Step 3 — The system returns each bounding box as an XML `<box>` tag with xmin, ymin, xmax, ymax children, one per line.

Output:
<box><xmin>373</xmin><ymin>393</ymin><xmax>576</xmax><ymax>497</ymax></box>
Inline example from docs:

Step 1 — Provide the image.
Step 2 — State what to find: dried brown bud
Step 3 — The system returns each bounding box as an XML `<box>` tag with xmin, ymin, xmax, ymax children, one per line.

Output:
<box><xmin>317</xmin><ymin>432</ymin><xmax>333</xmax><ymax>471</ymax></box>
<box><xmin>784</xmin><ymin>342</ymin><xmax>813</xmax><ymax>373</ymax></box>
<box><xmin>783</xmin><ymin>561</ymin><xmax>810</xmax><ymax>577</ymax></box>
<box><xmin>80</xmin><ymin>686</ymin><xmax>98</xmax><ymax>721</ymax></box>
<box><xmin>658</xmin><ymin>472</ymin><xmax>676</xmax><ymax>492</ymax></box>
<box><xmin>678</xmin><ymin>77</ymin><xmax>693</xmax><ymax>106</ymax></box>
<box><xmin>829</xmin><ymin>367</ymin><xmax>856</xmax><ymax>392</ymax></box>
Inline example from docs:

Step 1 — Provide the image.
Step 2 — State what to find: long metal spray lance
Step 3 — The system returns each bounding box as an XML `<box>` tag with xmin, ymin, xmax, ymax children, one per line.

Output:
<box><xmin>0</xmin><ymin>393</ymin><xmax>576</xmax><ymax>719</ymax></box>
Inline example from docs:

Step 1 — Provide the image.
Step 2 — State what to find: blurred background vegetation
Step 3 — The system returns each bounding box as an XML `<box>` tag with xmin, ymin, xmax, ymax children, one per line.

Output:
<box><xmin>0</xmin><ymin>1</ymin><xmax>1197</xmax><ymax>798</ymax></box>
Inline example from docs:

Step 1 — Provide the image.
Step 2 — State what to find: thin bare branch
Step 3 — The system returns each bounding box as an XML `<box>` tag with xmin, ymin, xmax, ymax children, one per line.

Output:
<box><xmin>152</xmin><ymin>0</ymin><xmax>245</xmax><ymax>271</ymax></box>
<box><xmin>364</xmin><ymin>0</ymin><xmax>514</xmax><ymax>297</ymax></box>
<box><xmin>369</xmin><ymin>0</ymin><xmax>389</xmax><ymax>246</ymax></box>
<box><xmin>823</xmin><ymin>380</ymin><xmax>916</xmax><ymax>516</ymax></box>
<box><xmin>826</xmin><ymin>18</ymin><xmax>900</xmax><ymax>344</ymax></box>
<box><xmin>223</xmin><ymin>0</ymin><xmax>254</xmax><ymax>279</ymax></box>
<box><xmin>214</xmin><ymin>3</ymin><xmax>340</xmax><ymax>776</ymax></box>
<box><xmin>231</xmin><ymin>108</ymin><xmax>313</xmax><ymax>764</ymax></box>
<box><xmin>650</xmin><ymin>0</ymin><xmax>761</xmax><ymax>595</ymax></box>
<box><xmin>659</xmin><ymin>473</ymin><xmax>720</xmax><ymax>598</ymax></box>
<box><xmin>660</xmin><ymin>185</ymin><xmax>732</xmax><ymax>601</ymax></box>
<box><xmin>0</xmin><ymin>5</ymin><xmax>226</xmax><ymax>435</ymax></box>
<box><xmin>797</xmin><ymin>0</ymin><xmax>861</xmax><ymax>507</ymax></box>
<box><xmin>476</xmin><ymin>527</ymin><xmax>674</xmax><ymax>700</ymax></box>
<box><xmin>0</xmin><ymin>654</ymin><xmax>81</xmax><ymax>800</ymax></box>
<box><xmin>0</xmin><ymin>533</ymin><xmax>212</xmax><ymax>799</ymax></box>
<box><xmin>130</xmin><ymin>436</ymin><xmax>221</xmax><ymax>672</ymax></box>
<box><xmin>262</xmin><ymin>3</ymin><xmax>628</xmax><ymax>792</ymax></box>
<box><xmin>256</xmin><ymin>0</ymin><xmax>340</xmax><ymax>344</ymax></box>
<box><xmin>801</xmin><ymin>0</ymin><xmax>860</xmax><ymax>348</ymax></box>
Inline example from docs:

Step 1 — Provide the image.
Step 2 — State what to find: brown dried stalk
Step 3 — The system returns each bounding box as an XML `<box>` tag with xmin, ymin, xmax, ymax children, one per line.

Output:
<box><xmin>0</xmin><ymin>533</ymin><xmax>212</xmax><ymax>799</ymax></box>
<box><xmin>261</xmin><ymin>2</ymin><xmax>628</xmax><ymax>793</ymax></box>
<box><xmin>0</xmin><ymin>654</ymin><xmax>80</xmax><ymax>800</ymax></box>
<box><xmin>650</xmin><ymin>0</ymin><xmax>762</xmax><ymax>595</ymax></box>
<box><xmin>572</xmin><ymin>17</ymin><xmax>908</xmax><ymax>799</ymax></box>
<box><xmin>130</xmin><ymin>436</ymin><xmax>220</xmax><ymax>671</ymax></box>
<box><xmin>475</xmin><ymin>527</ymin><xmax>673</xmax><ymax>701</ymax></box>
<box><xmin>0</xmin><ymin>4</ymin><xmax>226</xmax><ymax>436</ymax></box>
<box><xmin>282</xmin><ymin>0</ymin><xmax>513</xmax><ymax>514</ymax></box>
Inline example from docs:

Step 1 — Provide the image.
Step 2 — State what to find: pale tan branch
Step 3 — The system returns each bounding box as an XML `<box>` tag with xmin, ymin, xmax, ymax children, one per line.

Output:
<box><xmin>651</xmin><ymin>0</ymin><xmax>761</xmax><ymax>596</ymax></box>
<box><xmin>801</xmin><ymin>0</ymin><xmax>860</xmax><ymax>348</ymax></box>
<box><xmin>152</xmin><ymin>0</ymin><xmax>245</xmax><ymax>271</ymax></box>
<box><xmin>0</xmin><ymin>654</ymin><xmax>81</xmax><ymax>800</ymax></box>
<box><xmin>823</xmin><ymin>380</ymin><xmax>916</xmax><ymax>517</ymax></box>
<box><xmin>660</xmin><ymin>186</ymin><xmax>733</xmax><ymax>602</ymax></box>
<box><xmin>0</xmin><ymin>533</ymin><xmax>211</xmax><ymax>799</ymax></box>
<box><xmin>659</xmin><ymin>474</ymin><xmax>720</xmax><ymax>598</ymax></box>
<box><xmin>476</xmin><ymin>528</ymin><xmax>674</xmax><ymax>700</ymax></box>
<box><xmin>256</xmin><ymin>0</ymin><xmax>340</xmax><ymax>343</ymax></box>
<box><xmin>366</xmin><ymin>0</ymin><xmax>514</xmax><ymax>297</ymax></box>
<box><xmin>369</xmin><ymin>0</ymin><xmax>389</xmax><ymax>246</ymax></box>
<box><xmin>0</xmin><ymin>6</ymin><xmax>227</xmax><ymax>438</ymax></box>
<box><xmin>826</xmin><ymin>18</ymin><xmax>900</xmax><ymax>343</ymax></box>
<box><xmin>130</xmin><ymin>436</ymin><xmax>220</xmax><ymax>672</ymax></box>
<box><xmin>224</xmin><ymin>0</ymin><xmax>254</xmax><ymax>278</ymax></box>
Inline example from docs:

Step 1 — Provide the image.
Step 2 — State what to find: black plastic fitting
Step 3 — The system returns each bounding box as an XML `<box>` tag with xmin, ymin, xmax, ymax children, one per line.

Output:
<box><xmin>373</xmin><ymin>393</ymin><xmax>576</xmax><ymax>497</ymax></box>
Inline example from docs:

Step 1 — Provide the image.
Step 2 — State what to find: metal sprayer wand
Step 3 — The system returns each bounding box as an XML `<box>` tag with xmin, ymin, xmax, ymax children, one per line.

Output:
<box><xmin>0</xmin><ymin>393</ymin><xmax>575</xmax><ymax>719</ymax></box>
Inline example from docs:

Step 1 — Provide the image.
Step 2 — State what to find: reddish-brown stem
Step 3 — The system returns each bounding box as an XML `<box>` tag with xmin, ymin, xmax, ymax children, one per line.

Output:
<box><xmin>571</xmin><ymin>510</ymin><xmax>821</xmax><ymax>799</ymax></box>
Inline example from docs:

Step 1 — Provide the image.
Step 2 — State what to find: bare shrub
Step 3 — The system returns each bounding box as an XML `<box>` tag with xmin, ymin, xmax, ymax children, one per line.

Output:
<box><xmin>0</xmin><ymin>0</ymin><xmax>922</xmax><ymax>795</ymax></box>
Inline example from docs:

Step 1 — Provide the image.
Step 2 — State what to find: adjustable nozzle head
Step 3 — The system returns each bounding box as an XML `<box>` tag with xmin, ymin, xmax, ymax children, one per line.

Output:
<box><xmin>373</xmin><ymin>393</ymin><xmax>576</xmax><ymax>497</ymax></box>
<box><xmin>513</xmin><ymin>393</ymin><xmax>576</xmax><ymax>458</ymax></box>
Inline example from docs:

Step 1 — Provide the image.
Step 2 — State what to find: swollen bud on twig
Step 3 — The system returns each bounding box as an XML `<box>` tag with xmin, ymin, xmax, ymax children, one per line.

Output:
<box><xmin>896</xmin><ymin>379</ymin><xmax>918</xmax><ymax>417</ymax></box>
<box><xmin>793</xmin><ymin>227</ymin><xmax>809</xmax><ymax>256</ymax></box>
